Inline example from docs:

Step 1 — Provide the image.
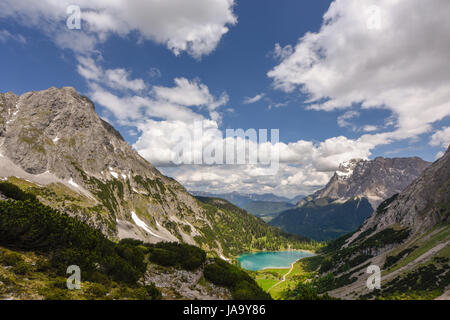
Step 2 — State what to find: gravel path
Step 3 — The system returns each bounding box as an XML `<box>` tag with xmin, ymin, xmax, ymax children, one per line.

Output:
<box><xmin>267</xmin><ymin>261</ymin><xmax>296</xmax><ymax>292</ymax></box>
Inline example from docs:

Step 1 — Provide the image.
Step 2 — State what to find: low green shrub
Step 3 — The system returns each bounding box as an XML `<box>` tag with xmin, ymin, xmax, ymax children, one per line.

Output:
<box><xmin>0</xmin><ymin>251</ymin><xmax>24</xmax><ymax>266</ymax></box>
<box><xmin>283</xmin><ymin>282</ymin><xmax>337</xmax><ymax>300</ymax></box>
<box><xmin>87</xmin><ymin>283</ymin><xmax>108</xmax><ymax>298</ymax></box>
<box><xmin>0</xmin><ymin>199</ymin><xmax>147</xmax><ymax>285</ymax></box>
<box><xmin>384</xmin><ymin>246</ymin><xmax>418</xmax><ymax>269</ymax></box>
<box><xmin>147</xmin><ymin>242</ymin><xmax>206</xmax><ymax>271</ymax></box>
<box><xmin>11</xmin><ymin>260</ymin><xmax>31</xmax><ymax>275</ymax></box>
<box><xmin>144</xmin><ymin>283</ymin><xmax>162</xmax><ymax>300</ymax></box>
<box><xmin>204</xmin><ymin>258</ymin><xmax>271</xmax><ymax>300</ymax></box>
<box><xmin>0</xmin><ymin>182</ymin><xmax>37</xmax><ymax>201</ymax></box>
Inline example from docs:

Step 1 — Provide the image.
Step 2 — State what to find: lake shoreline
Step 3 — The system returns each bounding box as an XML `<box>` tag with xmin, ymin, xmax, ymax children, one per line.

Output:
<box><xmin>237</xmin><ymin>250</ymin><xmax>315</xmax><ymax>271</ymax></box>
<box><xmin>260</xmin><ymin>252</ymin><xmax>314</xmax><ymax>271</ymax></box>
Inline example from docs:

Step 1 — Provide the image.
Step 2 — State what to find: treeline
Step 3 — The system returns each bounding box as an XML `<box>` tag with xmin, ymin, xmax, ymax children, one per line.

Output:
<box><xmin>280</xmin><ymin>256</ymin><xmax>339</xmax><ymax>300</ymax></box>
<box><xmin>283</xmin><ymin>282</ymin><xmax>337</xmax><ymax>300</ymax></box>
<box><xmin>0</xmin><ymin>181</ymin><xmax>37</xmax><ymax>201</ymax></box>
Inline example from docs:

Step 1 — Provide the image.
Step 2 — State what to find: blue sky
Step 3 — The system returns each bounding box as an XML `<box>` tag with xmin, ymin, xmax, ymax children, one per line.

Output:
<box><xmin>0</xmin><ymin>0</ymin><xmax>449</xmax><ymax>197</ymax></box>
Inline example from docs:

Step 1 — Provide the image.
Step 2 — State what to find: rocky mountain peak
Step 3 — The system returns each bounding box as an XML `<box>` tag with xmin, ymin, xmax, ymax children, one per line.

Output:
<box><xmin>0</xmin><ymin>87</ymin><xmax>199</xmax><ymax>243</ymax></box>
<box><xmin>0</xmin><ymin>87</ymin><xmax>154</xmax><ymax>177</ymax></box>
<box><xmin>302</xmin><ymin>156</ymin><xmax>431</xmax><ymax>209</ymax></box>
<box><xmin>350</xmin><ymin>146</ymin><xmax>450</xmax><ymax>241</ymax></box>
<box><xmin>345</xmin><ymin>147</ymin><xmax>450</xmax><ymax>251</ymax></box>
<box><xmin>335</xmin><ymin>159</ymin><xmax>365</xmax><ymax>180</ymax></box>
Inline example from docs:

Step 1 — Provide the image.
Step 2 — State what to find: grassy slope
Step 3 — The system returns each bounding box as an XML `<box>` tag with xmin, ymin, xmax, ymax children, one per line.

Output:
<box><xmin>254</xmin><ymin>268</ymin><xmax>290</xmax><ymax>292</ymax></box>
<box><xmin>368</xmin><ymin>224</ymin><xmax>450</xmax><ymax>300</ymax></box>
<box><xmin>383</xmin><ymin>225</ymin><xmax>450</xmax><ymax>274</ymax></box>
<box><xmin>253</xmin><ymin>256</ymin><xmax>323</xmax><ymax>299</ymax></box>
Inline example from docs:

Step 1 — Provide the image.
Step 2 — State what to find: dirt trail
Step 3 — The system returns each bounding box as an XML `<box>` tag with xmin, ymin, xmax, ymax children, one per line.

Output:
<box><xmin>267</xmin><ymin>262</ymin><xmax>295</xmax><ymax>292</ymax></box>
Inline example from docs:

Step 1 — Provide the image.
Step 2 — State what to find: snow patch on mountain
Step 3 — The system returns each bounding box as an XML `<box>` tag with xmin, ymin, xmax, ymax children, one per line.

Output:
<box><xmin>131</xmin><ymin>211</ymin><xmax>163</xmax><ymax>239</ymax></box>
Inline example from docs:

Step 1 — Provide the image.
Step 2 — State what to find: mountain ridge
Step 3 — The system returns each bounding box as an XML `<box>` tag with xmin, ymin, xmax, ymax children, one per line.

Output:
<box><xmin>190</xmin><ymin>191</ymin><xmax>304</xmax><ymax>206</ymax></box>
<box><xmin>299</xmin><ymin>156</ymin><xmax>430</xmax><ymax>209</ymax></box>
<box><xmin>271</xmin><ymin>156</ymin><xmax>431</xmax><ymax>241</ymax></box>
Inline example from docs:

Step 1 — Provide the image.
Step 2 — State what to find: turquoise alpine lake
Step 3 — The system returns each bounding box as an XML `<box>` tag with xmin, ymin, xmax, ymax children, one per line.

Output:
<box><xmin>237</xmin><ymin>251</ymin><xmax>314</xmax><ymax>271</ymax></box>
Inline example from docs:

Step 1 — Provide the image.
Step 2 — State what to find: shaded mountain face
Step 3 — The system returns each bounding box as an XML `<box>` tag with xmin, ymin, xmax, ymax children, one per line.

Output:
<box><xmin>190</xmin><ymin>191</ymin><xmax>305</xmax><ymax>222</ymax></box>
<box><xmin>272</xmin><ymin>157</ymin><xmax>430</xmax><ymax>241</ymax></box>
<box><xmin>314</xmin><ymin>147</ymin><xmax>450</xmax><ymax>300</ymax></box>
<box><xmin>0</xmin><ymin>87</ymin><xmax>303</xmax><ymax>258</ymax></box>
<box><xmin>270</xmin><ymin>197</ymin><xmax>373</xmax><ymax>241</ymax></box>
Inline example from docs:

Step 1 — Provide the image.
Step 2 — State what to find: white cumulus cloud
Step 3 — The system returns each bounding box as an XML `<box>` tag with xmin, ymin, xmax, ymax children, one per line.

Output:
<box><xmin>0</xmin><ymin>0</ymin><xmax>237</xmax><ymax>58</ymax></box>
<box><xmin>430</xmin><ymin>127</ymin><xmax>450</xmax><ymax>148</ymax></box>
<box><xmin>268</xmin><ymin>0</ymin><xmax>450</xmax><ymax>146</ymax></box>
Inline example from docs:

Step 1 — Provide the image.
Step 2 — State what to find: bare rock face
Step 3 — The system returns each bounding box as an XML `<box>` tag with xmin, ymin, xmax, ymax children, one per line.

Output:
<box><xmin>0</xmin><ymin>87</ymin><xmax>158</xmax><ymax>176</ymax></box>
<box><xmin>300</xmin><ymin>157</ymin><xmax>431</xmax><ymax>209</ymax></box>
<box><xmin>353</xmin><ymin>147</ymin><xmax>450</xmax><ymax>240</ymax></box>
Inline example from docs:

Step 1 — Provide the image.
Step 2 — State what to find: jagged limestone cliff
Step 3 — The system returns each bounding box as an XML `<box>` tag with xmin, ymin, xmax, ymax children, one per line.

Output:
<box><xmin>300</xmin><ymin>157</ymin><xmax>430</xmax><ymax>209</ymax></box>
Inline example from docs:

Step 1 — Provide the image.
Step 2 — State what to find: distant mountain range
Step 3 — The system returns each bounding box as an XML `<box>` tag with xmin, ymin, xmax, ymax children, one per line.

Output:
<box><xmin>190</xmin><ymin>191</ymin><xmax>304</xmax><ymax>206</ymax></box>
<box><xmin>270</xmin><ymin>156</ymin><xmax>431</xmax><ymax>241</ymax></box>
<box><xmin>189</xmin><ymin>191</ymin><xmax>305</xmax><ymax>221</ymax></box>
